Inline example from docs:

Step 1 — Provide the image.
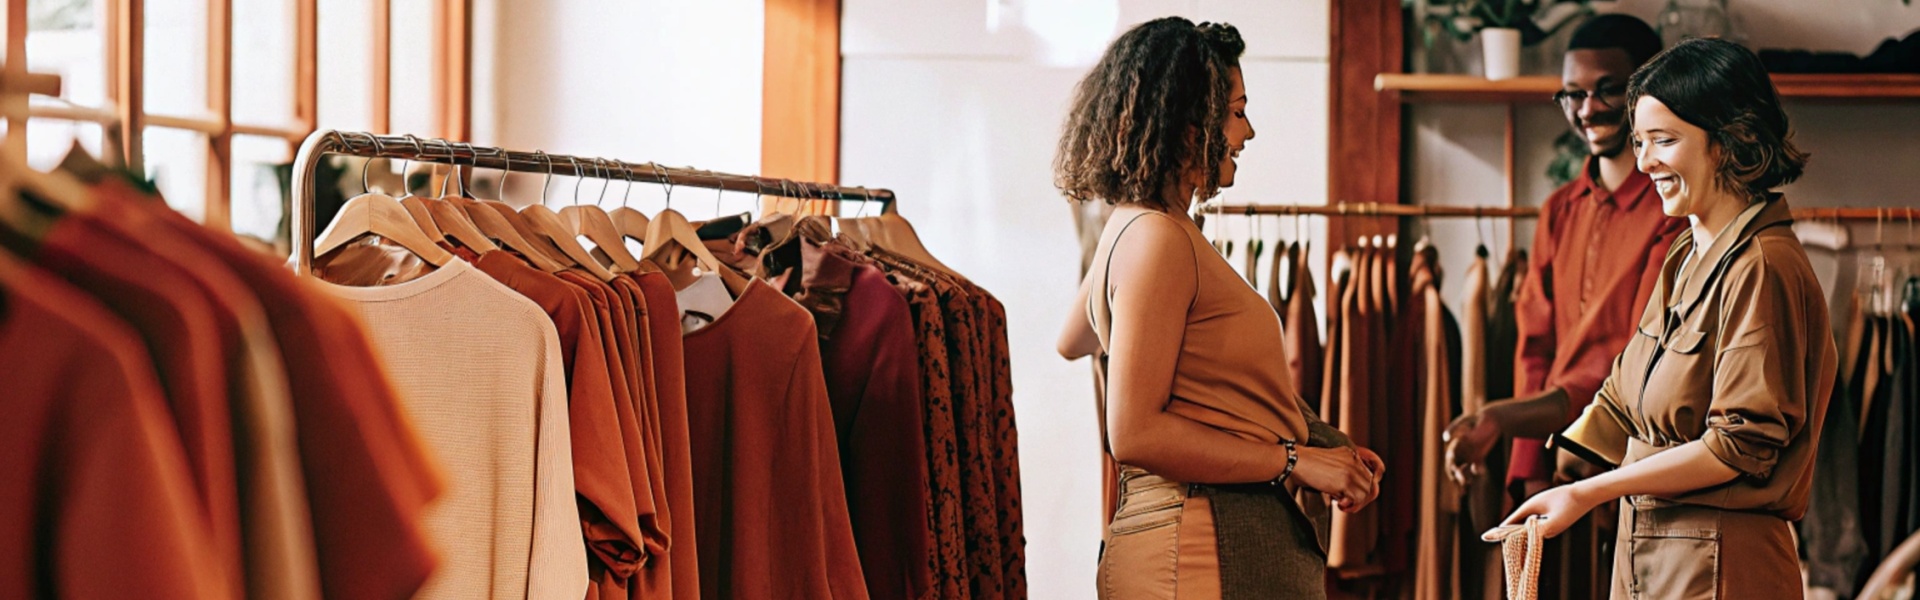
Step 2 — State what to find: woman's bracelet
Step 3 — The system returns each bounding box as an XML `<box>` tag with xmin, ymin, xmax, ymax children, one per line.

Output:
<box><xmin>1273</xmin><ymin>439</ymin><xmax>1299</xmax><ymax>486</ymax></box>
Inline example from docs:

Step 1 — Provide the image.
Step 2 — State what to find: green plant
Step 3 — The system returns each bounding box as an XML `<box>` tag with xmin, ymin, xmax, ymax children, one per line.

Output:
<box><xmin>1415</xmin><ymin>0</ymin><xmax>1593</xmax><ymax>46</ymax></box>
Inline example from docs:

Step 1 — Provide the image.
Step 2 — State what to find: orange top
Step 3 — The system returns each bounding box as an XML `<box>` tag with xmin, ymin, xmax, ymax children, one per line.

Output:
<box><xmin>1087</xmin><ymin>210</ymin><xmax>1310</xmax><ymax>446</ymax></box>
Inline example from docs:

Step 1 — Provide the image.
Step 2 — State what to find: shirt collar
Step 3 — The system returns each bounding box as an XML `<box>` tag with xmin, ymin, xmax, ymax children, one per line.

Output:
<box><xmin>1577</xmin><ymin>155</ymin><xmax>1655</xmax><ymax>211</ymax></box>
<box><xmin>1664</xmin><ymin>195</ymin><xmax>1795</xmax><ymax>316</ymax></box>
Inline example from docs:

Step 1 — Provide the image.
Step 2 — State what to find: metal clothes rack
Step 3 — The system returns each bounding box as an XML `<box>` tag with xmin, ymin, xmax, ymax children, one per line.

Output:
<box><xmin>1200</xmin><ymin>202</ymin><xmax>1920</xmax><ymax>221</ymax></box>
<box><xmin>290</xmin><ymin>129</ymin><xmax>899</xmax><ymax>275</ymax></box>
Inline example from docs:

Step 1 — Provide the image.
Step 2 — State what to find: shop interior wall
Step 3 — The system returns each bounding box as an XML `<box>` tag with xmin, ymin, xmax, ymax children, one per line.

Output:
<box><xmin>1410</xmin><ymin>0</ymin><xmax>1920</xmax><ymax>331</ymax></box>
<box><xmin>840</xmin><ymin>2</ymin><xmax>1333</xmax><ymax>598</ymax></box>
<box><xmin>477</xmin><ymin>0</ymin><xmax>766</xmax><ymax>210</ymax></box>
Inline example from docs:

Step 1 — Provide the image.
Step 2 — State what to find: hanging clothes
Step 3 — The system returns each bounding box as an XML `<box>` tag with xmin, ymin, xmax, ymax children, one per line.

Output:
<box><xmin>632</xmin><ymin>271</ymin><xmax>704</xmax><ymax>600</ymax></box>
<box><xmin>1285</xmin><ymin>243</ymin><xmax>1323</xmax><ymax>412</ymax></box>
<box><xmin>0</xmin><ymin>249</ymin><xmax>223</xmax><ymax>599</ymax></box>
<box><xmin>1802</xmin><ymin>323</ymin><xmax>1866</xmax><ymax>598</ymax></box>
<box><xmin>1413</xmin><ymin>242</ymin><xmax>1462</xmax><ymax>600</ymax></box>
<box><xmin>680</xmin><ymin>279</ymin><xmax>870</xmax><ymax>600</ymax></box>
<box><xmin>317</xmin><ymin>260</ymin><xmax>588</xmax><ymax>600</ymax></box>
<box><xmin>466</xmin><ymin>249</ymin><xmax>647</xmax><ymax>597</ymax></box>
<box><xmin>747</xmin><ymin>220</ymin><xmax>936</xmax><ymax>600</ymax></box>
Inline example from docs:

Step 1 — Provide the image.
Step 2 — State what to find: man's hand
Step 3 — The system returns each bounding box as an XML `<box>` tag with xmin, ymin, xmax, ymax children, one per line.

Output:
<box><xmin>1445</xmin><ymin>409</ymin><xmax>1502</xmax><ymax>487</ymax></box>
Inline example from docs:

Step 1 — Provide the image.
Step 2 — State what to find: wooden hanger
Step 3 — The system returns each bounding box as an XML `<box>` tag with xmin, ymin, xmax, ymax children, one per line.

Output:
<box><xmin>443</xmin><ymin>145</ymin><xmax>569</xmax><ymax>272</ymax></box>
<box><xmin>314</xmin><ymin>191</ymin><xmax>453</xmax><ymax>267</ymax></box>
<box><xmin>422</xmin><ymin>152</ymin><xmax>499</xmax><ymax>254</ymax></box>
<box><xmin>862</xmin><ymin>200</ymin><xmax>961</xmax><ymax>278</ymax></box>
<box><xmin>520</xmin><ymin>152</ymin><xmax>617</xmax><ymax>281</ymax></box>
<box><xmin>642</xmin><ymin>207</ymin><xmax>746</xmax><ymax>294</ymax></box>
<box><xmin>556</xmin><ymin>157</ymin><xmax>642</xmax><ymax>273</ymax></box>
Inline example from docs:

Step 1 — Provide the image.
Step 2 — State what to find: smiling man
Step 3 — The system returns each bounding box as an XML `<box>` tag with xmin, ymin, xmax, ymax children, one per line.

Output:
<box><xmin>1440</xmin><ymin>14</ymin><xmax>1684</xmax><ymax>596</ymax></box>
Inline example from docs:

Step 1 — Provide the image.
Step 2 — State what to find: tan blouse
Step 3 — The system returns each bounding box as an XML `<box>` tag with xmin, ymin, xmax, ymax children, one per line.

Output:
<box><xmin>1559</xmin><ymin>196</ymin><xmax>1838</xmax><ymax>520</ymax></box>
<box><xmin>1088</xmin><ymin>210</ymin><xmax>1310</xmax><ymax>446</ymax></box>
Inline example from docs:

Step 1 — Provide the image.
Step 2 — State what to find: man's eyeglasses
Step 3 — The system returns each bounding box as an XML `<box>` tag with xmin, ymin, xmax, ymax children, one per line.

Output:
<box><xmin>1554</xmin><ymin>86</ymin><xmax>1628</xmax><ymax>110</ymax></box>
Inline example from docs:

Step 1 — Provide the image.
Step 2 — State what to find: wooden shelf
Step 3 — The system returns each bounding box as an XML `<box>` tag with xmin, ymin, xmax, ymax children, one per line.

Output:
<box><xmin>1375</xmin><ymin>72</ymin><xmax>1920</xmax><ymax>103</ymax></box>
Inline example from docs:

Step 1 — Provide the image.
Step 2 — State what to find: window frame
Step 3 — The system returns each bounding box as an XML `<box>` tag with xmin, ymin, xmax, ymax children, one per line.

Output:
<box><xmin>3</xmin><ymin>0</ymin><xmax>471</xmax><ymax>231</ymax></box>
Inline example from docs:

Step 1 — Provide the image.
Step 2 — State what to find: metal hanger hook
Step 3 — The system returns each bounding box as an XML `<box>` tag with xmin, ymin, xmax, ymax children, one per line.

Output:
<box><xmin>355</xmin><ymin>132</ymin><xmax>383</xmax><ymax>194</ymax></box>
<box><xmin>594</xmin><ymin>158</ymin><xmax>614</xmax><ymax>206</ymax></box>
<box><xmin>650</xmin><ymin>163</ymin><xmax>673</xmax><ymax>209</ymax></box>
<box><xmin>532</xmin><ymin>150</ymin><xmax>556</xmax><ymax>206</ymax></box>
<box><xmin>712</xmin><ymin>171</ymin><xmax>726</xmax><ymax>216</ymax></box>
<box><xmin>567</xmin><ymin>156</ymin><xmax>586</xmax><ymax>206</ymax></box>
<box><xmin>617</xmin><ymin>159</ymin><xmax>636</xmax><ymax>208</ymax></box>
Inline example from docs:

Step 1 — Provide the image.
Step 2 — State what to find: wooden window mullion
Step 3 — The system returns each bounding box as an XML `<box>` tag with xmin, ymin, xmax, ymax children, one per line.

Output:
<box><xmin>115</xmin><ymin>0</ymin><xmax>145</xmax><ymax>172</ymax></box>
<box><xmin>207</xmin><ymin>0</ymin><xmax>234</xmax><ymax>230</ymax></box>
<box><xmin>373</xmin><ymin>0</ymin><xmax>391</xmax><ymax>134</ymax></box>
<box><xmin>5</xmin><ymin>0</ymin><xmax>28</xmax><ymax>157</ymax></box>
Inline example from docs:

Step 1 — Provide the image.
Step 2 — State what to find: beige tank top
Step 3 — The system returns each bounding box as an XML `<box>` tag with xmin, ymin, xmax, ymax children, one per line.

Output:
<box><xmin>1089</xmin><ymin>210</ymin><xmax>1310</xmax><ymax>445</ymax></box>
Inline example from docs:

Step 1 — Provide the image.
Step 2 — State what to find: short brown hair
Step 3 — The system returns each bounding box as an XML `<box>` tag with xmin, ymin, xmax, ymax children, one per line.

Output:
<box><xmin>1627</xmin><ymin>37</ymin><xmax>1809</xmax><ymax>201</ymax></box>
<box><xmin>1053</xmin><ymin>18</ymin><xmax>1245</xmax><ymax>210</ymax></box>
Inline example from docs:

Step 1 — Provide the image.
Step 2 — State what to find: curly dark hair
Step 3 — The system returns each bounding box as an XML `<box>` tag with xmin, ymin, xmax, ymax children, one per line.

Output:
<box><xmin>1054</xmin><ymin>18</ymin><xmax>1246</xmax><ymax>210</ymax></box>
<box><xmin>1627</xmin><ymin>37</ymin><xmax>1809</xmax><ymax>202</ymax></box>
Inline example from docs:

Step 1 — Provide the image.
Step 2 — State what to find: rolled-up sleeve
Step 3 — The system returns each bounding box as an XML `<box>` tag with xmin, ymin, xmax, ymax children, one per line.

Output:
<box><xmin>1702</xmin><ymin>259</ymin><xmax>1809</xmax><ymax>481</ymax></box>
<box><xmin>1557</xmin><ymin>358</ymin><xmax>1633</xmax><ymax>467</ymax></box>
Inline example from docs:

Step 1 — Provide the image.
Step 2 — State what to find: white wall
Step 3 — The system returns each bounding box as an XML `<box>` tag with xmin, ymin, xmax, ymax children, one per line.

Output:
<box><xmin>1409</xmin><ymin>0</ymin><xmax>1920</xmax><ymax>317</ymax></box>
<box><xmin>481</xmin><ymin>0</ymin><xmax>764</xmax><ymax>211</ymax></box>
<box><xmin>841</xmin><ymin>2</ymin><xmax>1332</xmax><ymax>598</ymax></box>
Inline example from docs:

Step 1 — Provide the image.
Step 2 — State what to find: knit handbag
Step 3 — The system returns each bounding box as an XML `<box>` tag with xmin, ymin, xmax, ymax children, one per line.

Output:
<box><xmin>1481</xmin><ymin>515</ymin><xmax>1546</xmax><ymax>600</ymax></box>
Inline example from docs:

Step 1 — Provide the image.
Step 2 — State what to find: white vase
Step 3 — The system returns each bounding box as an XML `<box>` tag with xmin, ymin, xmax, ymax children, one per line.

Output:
<box><xmin>1481</xmin><ymin>27</ymin><xmax>1522</xmax><ymax>81</ymax></box>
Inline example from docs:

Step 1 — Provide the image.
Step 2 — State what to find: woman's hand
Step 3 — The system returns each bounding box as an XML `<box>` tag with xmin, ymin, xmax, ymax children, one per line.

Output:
<box><xmin>1497</xmin><ymin>483</ymin><xmax>1603</xmax><ymax>539</ymax></box>
<box><xmin>1292</xmin><ymin>446</ymin><xmax>1376</xmax><ymax>513</ymax></box>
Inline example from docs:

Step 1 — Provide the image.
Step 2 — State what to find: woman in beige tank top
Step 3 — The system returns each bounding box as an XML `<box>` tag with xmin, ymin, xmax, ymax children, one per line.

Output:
<box><xmin>1054</xmin><ymin>18</ymin><xmax>1385</xmax><ymax>600</ymax></box>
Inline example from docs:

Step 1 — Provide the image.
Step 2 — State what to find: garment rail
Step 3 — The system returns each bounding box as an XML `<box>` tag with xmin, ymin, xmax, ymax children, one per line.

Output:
<box><xmin>1201</xmin><ymin>202</ymin><xmax>1920</xmax><ymax>221</ymax></box>
<box><xmin>289</xmin><ymin>129</ymin><xmax>899</xmax><ymax>275</ymax></box>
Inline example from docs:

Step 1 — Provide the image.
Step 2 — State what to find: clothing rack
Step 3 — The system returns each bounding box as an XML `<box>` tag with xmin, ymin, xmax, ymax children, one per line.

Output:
<box><xmin>289</xmin><ymin>129</ymin><xmax>899</xmax><ymax>275</ymax></box>
<box><xmin>1201</xmin><ymin>202</ymin><xmax>1920</xmax><ymax>221</ymax></box>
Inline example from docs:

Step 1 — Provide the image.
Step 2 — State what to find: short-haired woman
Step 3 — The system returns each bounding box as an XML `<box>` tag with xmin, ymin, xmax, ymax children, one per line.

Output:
<box><xmin>1503</xmin><ymin>37</ymin><xmax>1837</xmax><ymax>599</ymax></box>
<box><xmin>1055</xmin><ymin>18</ymin><xmax>1384</xmax><ymax>599</ymax></box>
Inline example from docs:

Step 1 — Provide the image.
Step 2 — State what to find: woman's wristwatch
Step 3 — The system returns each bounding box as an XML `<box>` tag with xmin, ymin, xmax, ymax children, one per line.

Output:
<box><xmin>1272</xmin><ymin>439</ymin><xmax>1299</xmax><ymax>487</ymax></box>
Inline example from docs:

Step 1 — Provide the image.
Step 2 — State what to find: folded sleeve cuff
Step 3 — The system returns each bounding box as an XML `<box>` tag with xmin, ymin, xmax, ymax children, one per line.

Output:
<box><xmin>1700</xmin><ymin>423</ymin><xmax>1779</xmax><ymax>480</ymax></box>
<box><xmin>1555</xmin><ymin>402</ymin><xmax>1629</xmax><ymax>467</ymax></box>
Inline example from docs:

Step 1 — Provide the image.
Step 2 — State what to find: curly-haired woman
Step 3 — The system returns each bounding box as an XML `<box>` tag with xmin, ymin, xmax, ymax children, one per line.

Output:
<box><xmin>1503</xmin><ymin>37</ymin><xmax>1837</xmax><ymax>599</ymax></box>
<box><xmin>1054</xmin><ymin>18</ymin><xmax>1383</xmax><ymax>599</ymax></box>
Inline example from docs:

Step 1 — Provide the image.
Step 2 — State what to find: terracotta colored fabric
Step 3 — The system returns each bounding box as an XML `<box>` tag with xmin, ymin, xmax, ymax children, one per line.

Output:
<box><xmin>472</xmin><ymin>251</ymin><xmax>645</xmax><ymax>582</ymax></box>
<box><xmin>22</xmin><ymin>210</ymin><xmax>242</xmax><ymax>598</ymax></box>
<box><xmin>632</xmin><ymin>271</ymin><xmax>704</xmax><ymax>600</ymax></box>
<box><xmin>1328</xmin><ymin>243</ymin><xmax>1378</xmax><ymax>569</ymax></box>
<box><xmin>681</xmin><ymin>280</ymin><xmax>869</xmax><ymax>600</ymax></box>
<box><xmin>1284</xmin><ymin>244</ymin><xmax>1323</xmax><ymax>411</ymax></box>
<box><xmin>610</xmin><ymin>274</ymin><xmax>676</xmax><ymax>600</ymax></box>
<box><xmin>870</xmin><ymin>250</ymin><xmax>1015</xmax><ymax>597</ymax></box>
<box><xmin>895</xmin><ymin>278</ymin><xmax>971</xmax><ymax>599</ymax></box>
<box><xmin>145</xmin><ymin>200</ymin><xmax>443</xmax><ymax>600</ymax></box>
<box><xmin>80</xmin><ymin>179</ymin><xmax>323</xmax><ymax>600</ymax></box>
<box><xmin>554</xmin><ymin>269</ymin><xmax>661</xmax><ymax>600</ymax></box>
<box><xmin>1412</xmin><ymin>247</ymin><xmax>1460</xmax><ymax>600</ymax></box>
<box><xmin>0</xmin><ymin>250</ymin><xmax>221</xmax><ymax>599</ymax></box>
<box><xmin>772</xmin><ymin>238</ymin><xmax>933</xmax><ymax>600</ymax></box>
<box><xmin>1510</xmin><ymin>158</ymin><xmax>1686</xmax><ymax>484</ymax></box>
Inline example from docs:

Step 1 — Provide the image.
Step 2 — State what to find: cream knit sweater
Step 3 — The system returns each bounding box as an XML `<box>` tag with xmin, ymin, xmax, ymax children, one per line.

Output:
<box><xmin>318</xmin><ymin>260</ymin><xmax>587</xmax><ymax>599</ymax></box>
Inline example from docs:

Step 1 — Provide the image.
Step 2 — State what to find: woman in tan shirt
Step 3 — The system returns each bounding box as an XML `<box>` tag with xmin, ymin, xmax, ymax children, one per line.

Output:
<box><xmin>1054</xmin><ymin>18</ymin><xmax>1384</xmax><ymax>599</ymax></box>
<box><xmin>1503</xmin><ymin>38</ymin><xmax>1836</xmax><ymax>599</ymax></box>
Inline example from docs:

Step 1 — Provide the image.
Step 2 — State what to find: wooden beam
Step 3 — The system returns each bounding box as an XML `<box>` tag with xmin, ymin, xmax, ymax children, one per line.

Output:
<box><xmin>432</xmin><ymin>0</ymin><xmax>472</xmax><ymax>141</ymax></box>
<box><xmin>4</xmin><ymin>0</ymin><xmax>27</xmax><ymax>158</ymax></box>
<box><xmin>373</xmin><ymin>0</ymin><xmax>391</xmax><ymax>134</ymax></box>
<box><xmin>207</xmin><ymin>0</ymin><xmax>235</xmax><ymax>230</ymax></box>
<box><xmin>761</xmin><ymin>0</ymin><xmax>840</xmax><ymax>213</ymax></box>
<box><xmin>295</xmin><ymin>0</ymin><xmax>318</xmax><ymax>153</ymax></box>
<box><xmin>115</xmin><ymin>0</ymin><xmax>146</xmax><ymax>171</ymax></box>
<box><xmin>1327</xmin><ymin>0</ymin><xmax>1403</xmax><ymax>255</ymax></box>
